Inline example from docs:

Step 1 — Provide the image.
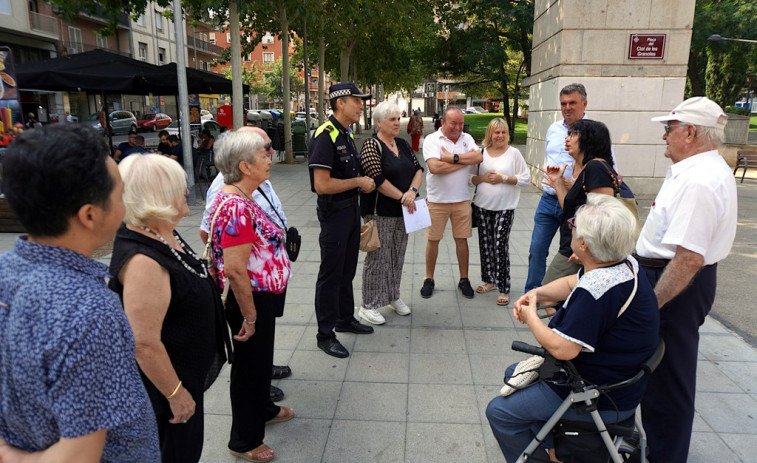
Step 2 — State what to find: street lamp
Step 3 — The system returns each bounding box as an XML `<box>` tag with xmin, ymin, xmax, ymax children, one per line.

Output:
<box><xmin>707</xmin><ymin>34</ymin><xmax>757</xmax><ymax>44</ymax></box>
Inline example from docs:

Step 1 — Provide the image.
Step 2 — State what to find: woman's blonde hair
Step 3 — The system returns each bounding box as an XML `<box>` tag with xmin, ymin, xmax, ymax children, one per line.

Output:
<box><xmin>118</xmin><ymin>154</ymin><xmax>187</xmax><ymax>226</ymax></box>
<box><xmin>482</xmin><ymin>117</ymin><xmax>510</xmax><ymax>148</ymax></box>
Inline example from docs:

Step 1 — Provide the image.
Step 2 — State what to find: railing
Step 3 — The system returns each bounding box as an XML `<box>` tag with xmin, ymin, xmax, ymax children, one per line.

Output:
<box><xmin>29</xmin><ymin>11</ymin><xmax>58</xmax><ymax>36</ymax></box>
<box><xmin>187</xmin><ymin>36</ymin><xmax>224</xmax><ymax>55</ymax></box>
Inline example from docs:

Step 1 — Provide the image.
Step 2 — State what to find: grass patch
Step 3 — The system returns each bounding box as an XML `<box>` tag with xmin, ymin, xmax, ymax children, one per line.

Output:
<box><xmin>751</xmin><ymin>114</ymin><xmax>756</xmax><ymax>131</ymax></box>
<box><xmin>464</xmin><ymin>113</ymin><xmax>528</xmax><ymax>145</ymax></box>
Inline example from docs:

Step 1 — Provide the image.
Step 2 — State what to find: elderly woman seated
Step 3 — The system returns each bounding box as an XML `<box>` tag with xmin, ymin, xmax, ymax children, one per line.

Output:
<box><xmin>486</xmin><ymin>194</ymin><xmax>660</xmax><ymax>463</ymax></box>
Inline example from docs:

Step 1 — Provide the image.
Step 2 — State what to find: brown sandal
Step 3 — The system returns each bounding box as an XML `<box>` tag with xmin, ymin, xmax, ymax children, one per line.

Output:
<box><xmin>497</xmin><ymin>293</ymin><xmax>510</xmax><ymax>306</ymax></box>
<box><xmin>266</xmin><ymin>405</ymin><xmax>295</xmax><ymax>424</ymax></box>
<box><xmin>229</xmin><ymin>444</ymin><xmax>275</xmax><ymax>462</ymax></box>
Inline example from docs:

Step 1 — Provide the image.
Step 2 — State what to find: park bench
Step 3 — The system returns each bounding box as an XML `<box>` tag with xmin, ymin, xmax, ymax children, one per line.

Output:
<box><xmin>734</xmin><ymin>149</ymin><xmax>757</xmax><ymax>183</ymax></box>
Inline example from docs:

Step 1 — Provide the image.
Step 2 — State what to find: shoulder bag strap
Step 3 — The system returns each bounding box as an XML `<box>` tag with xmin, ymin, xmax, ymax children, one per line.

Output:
<box><xmin>256</xmin><ymin>186</ymin><xmax>287</xmax><ymax>231</ymax></box>
<box><xmin>616</xmin><ymin>260</ymin><xmax>638</xmax><ymax>318</ymax></box>
<box><xmin>203</xmin><ymin>194</ymin><xmax>237</xmax><ymax>304</ymax></box>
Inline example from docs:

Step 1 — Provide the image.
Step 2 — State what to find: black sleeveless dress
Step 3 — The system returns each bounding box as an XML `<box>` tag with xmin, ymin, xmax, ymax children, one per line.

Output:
<box><xmin>108</xmin><ymin>225</ymin><xmax>230</xmax><ymax>418</ymax></box>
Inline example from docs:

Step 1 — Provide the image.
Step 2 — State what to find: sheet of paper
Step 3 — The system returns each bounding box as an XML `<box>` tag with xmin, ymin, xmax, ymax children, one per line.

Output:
<box><xmin>403</xmin><ymin>198</ymin><xmax>432</xmax><ymax>234</ymax></box>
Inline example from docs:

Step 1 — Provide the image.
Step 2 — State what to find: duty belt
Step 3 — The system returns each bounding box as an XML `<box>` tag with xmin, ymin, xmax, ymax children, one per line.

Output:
<box><xmin>632</xmin><ymin>253</ymin><xmax>670</xmax><ymax>268</ymax></box>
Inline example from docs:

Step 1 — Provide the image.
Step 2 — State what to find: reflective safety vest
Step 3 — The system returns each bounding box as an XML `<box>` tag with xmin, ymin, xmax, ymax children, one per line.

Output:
<box><xmin>314</xmin><ymin>120</ymin><xmax>354</xmax><ymax>144</ymax></box>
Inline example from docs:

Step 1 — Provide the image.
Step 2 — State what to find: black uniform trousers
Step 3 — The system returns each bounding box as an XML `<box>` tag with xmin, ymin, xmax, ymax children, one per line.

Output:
<box><xmin>225</xmin><ymin>290</ymin><xmax>280</xmax><ymax>453</ymax></box>
<box><xmin>315</xmin><ymin>198</ymin><xmax>361</xmax><ymax>339</ymax></box>
<box><xmin>640</xmin><ymin>263</ymin><xmax>717</xmax><ymax>463</ymax></box>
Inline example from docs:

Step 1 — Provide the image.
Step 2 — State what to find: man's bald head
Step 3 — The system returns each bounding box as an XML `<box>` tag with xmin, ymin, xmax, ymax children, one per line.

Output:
<box><xmin>239</xmin><ymin>126</ymin><xmax>270</xmax><ymax>144</ymax></box>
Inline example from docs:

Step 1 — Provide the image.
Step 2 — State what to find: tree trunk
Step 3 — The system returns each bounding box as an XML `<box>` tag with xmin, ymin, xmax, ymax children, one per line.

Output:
<box><xmin>318</xmin><ymin>18</ymin><xmax>326</xmax><ymax>126</ymax></box>
<box><xmin>279</xmin><ymin>3</ymin><xmax>293</xmax><ymax>163</ymax></box>
<box><xmin>511</xmin><ymin>61</ymin><xmax>526</xmax><ymax>134</ymax></box>
<box><xmin>229</xmin><ymin>1</ymin><xmax>244</xmax><ymax>129</ymax></box>
<box><xmin>339</xmin><ymin>44</ymin><xmax>353</xmax><ymax>82</ymax></box>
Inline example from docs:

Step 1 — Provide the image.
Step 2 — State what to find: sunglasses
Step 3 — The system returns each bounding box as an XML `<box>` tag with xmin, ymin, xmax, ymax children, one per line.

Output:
<box><xmin>264</xmin><ymin>142</ymin><xmax>272</xmax><ymax>151</ymax></box>
<box><xmin>664</xmin><ymin>123</ymin><xmax>686</xmax><ymax>135</ymax></box>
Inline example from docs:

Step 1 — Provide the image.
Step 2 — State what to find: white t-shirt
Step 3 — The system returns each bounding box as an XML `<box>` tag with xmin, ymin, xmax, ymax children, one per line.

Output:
<box><xmin>473</xmin><ymin>146</ymin><xmax>531</xmax><ymax>211</ymax></box>
<box><xmin>422</xmin><ymin>129</ymin><xmax>477</xmax><ymax>203</ymax></box>
<box><xmin>636</xmin><ymin>150</ymin><xmax>737</xmax><ymax>265</ymax></box>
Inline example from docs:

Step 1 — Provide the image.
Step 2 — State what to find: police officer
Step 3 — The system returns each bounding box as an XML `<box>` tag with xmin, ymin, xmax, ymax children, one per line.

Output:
<box><xmin>309</xmin><ymin>82</ymin><xmax>376</xmax><ymax>358</ymax></box>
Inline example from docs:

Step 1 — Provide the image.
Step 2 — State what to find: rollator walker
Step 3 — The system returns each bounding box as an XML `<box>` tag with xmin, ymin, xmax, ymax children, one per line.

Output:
<box><xmin>511</xmin><ymin>339</ymin><xmax>665</xmax><ymax>463</ymax></box>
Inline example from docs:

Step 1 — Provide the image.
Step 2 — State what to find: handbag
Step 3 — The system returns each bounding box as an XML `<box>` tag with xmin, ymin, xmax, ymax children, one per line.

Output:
<box><xmin>256</xmin><ymin>187</ymin><xmax>301</xmax><ymax>262</ymax></box>
<box><xmin>360</xmin><ymin>219</ymin><xmax>381</xmax><ymax>252</ymax></box>
<box><xmin>584</xmin><ymin>160</ymin><xmax>641</xmax><ymax>237</ymax></box>
<box><xmin>500</xmin><ymin>263</ymin><xmax>638</xmax><ymax>397</ymax></box>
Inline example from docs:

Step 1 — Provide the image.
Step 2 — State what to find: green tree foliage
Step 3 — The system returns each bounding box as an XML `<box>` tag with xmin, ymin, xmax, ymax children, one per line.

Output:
<box><xmin>688</xmin><ymin>0</ymin><xmax>757</xmax><ymax>108</ymax></box>
<box><xmin>261</xmin><ymin>57</ymin><xmax>304</xmax><ymax>102</ymax></box>
<box><xmin>436</xmin><ymin>0</ymin><xmax>533</xmax><ymax>130</ymax></box>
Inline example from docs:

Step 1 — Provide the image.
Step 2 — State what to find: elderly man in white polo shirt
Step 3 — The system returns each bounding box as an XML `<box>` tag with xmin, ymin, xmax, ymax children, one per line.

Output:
<box><xmin>635</xmin><ymin>97</ymin><xmax>737</xmax><ymax>463</ymax></box>
<box><xmin>420</xmin><ymin>107</ymin><xmax>483</xmax><ymax>299</ymax></box>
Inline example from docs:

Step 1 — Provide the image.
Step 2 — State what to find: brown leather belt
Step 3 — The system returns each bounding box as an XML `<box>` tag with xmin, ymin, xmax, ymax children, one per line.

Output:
<box><xmin>632</xmin><ymin>253</ymin><xmax>670</xmax><ymax>268</ymax></box>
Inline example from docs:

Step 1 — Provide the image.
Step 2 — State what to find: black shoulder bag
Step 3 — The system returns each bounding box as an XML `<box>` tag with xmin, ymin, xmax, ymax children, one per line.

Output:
<box><xmin>256</xmin><ymin>187</ymin><xmax>301</xmax><ymax>262</ymax></box>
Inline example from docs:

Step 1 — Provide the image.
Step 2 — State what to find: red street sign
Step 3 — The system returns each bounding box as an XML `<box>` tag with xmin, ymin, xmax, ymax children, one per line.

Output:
<box><xmin>628</xmin><ymin>34</ymin><xmax>666</xmax><ymax>59</ymax></box>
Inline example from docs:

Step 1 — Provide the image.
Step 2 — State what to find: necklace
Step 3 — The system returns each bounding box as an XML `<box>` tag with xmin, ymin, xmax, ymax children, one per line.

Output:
<box><xmin>140</xmin><ymin>226</ymin><xmax>208</xmax><ymax>279</ymax></box>
<box><xmin>230</xmin><ymin>183</ymin><xmax>250</xmax><ymax>198</ymax></box>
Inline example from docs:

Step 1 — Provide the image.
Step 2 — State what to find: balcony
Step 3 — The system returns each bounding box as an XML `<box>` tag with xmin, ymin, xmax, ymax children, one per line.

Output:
<box><xmin>187</xmin><ymin>36</ymin><xmax>224</xmax><ymax>55</ymax></box>
<box><xmin>29</xmin><ymin>11</ymin><xmax>59</xmax><ymax>36</ymax></box>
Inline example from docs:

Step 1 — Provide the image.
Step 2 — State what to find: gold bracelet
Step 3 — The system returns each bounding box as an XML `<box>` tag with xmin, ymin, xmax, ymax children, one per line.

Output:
<box><xmin>166</xmin><ymin>380</ymin><xmax>182</xmax><ymax>400</ymax></box>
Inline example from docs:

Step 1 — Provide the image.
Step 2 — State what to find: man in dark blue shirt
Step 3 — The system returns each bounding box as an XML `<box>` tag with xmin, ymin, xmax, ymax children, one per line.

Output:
<box><xmin>308</xmin><ymin>82</ymin><xmax>376</xmax><ymax>358</ymax></box>
<box><xmin>0</xmin><ymin>125</ymin><xmax>159</xmax><ymax>462</ymax></box>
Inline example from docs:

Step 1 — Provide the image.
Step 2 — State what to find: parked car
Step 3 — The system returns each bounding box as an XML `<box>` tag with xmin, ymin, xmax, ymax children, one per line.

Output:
<box><xmin>295</xmin><ymin>111</ymin><xmax>318</xmax><ymax>129</ymax></box>
<box><xmin>165</xmin><ymin>119</ymin><xmax>223</xmax><ymax>140</ymax></box>
<box><xmin>464</xmin><ymin>106</ymin><xmax>488</xmax><ymax>114</ymax></box>
<box><xmin>79</xmin><ymin>110</ymin><xmax>138</xmax><ymax>135</ymax></box>
<box><xmin>137</xmin><ymin>112</ymin><xmax>172</xmax><ymax>132</ymax></box>
<box><xmin>201</xmin><ymin>109</ymin><xmax>214</xmax><ymax>121</ymax></box>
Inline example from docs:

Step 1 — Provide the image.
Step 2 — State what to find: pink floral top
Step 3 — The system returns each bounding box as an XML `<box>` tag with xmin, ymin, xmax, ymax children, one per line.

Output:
<box><xmin>209</xmin><ymin>192</ymin><xmax>290</xmax><ymax>294</ymax></box>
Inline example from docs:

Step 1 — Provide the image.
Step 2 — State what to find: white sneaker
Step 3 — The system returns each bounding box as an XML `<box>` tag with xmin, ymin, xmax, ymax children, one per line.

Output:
<box><xmin>389</xmin><ymin>299</ymin><xmax>411</xmax><ymax>316</ymax></box>
<box><xmin>358</xmin><ymin>306</ymin><xmax>386</xmax><ymax>325</ymax></box>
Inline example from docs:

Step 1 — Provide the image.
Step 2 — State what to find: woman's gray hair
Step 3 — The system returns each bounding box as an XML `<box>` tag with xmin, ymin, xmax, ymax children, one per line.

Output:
<box><xmin>373</xmin><ymin>101</ymin><xmax>401</xmax><ymax>124</ymax></box>
<box><xmin>574</xmin><ymin>193</ymin><xmax>637</xmax><ymax>263</ymax></box>
<box><xmin>213</xmin><ymin>129</ymin><xmax>265</xmax><ymax>184</ymax></box>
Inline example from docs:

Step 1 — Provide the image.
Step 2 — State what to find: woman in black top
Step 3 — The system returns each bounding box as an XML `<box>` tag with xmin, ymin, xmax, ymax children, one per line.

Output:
<box><xmin>358</xmin><ymin>101</ymin><xmax>424</xmax><ymax>325</ymax></box>
<box><xmin>109</xmin><ymin>154</ymin><xmax>229</xmax><ymax>463</ymax></box>
<box><xmin>541</xmin><ymin>119</ymin><xmax>617</xmax><ymax>285</ymax></box>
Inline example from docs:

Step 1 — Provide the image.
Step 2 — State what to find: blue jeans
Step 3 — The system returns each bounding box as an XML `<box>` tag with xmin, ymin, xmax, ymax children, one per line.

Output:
<box><xmin>486</xmin><ymin>365</ymin><xmax>635</xmax><ymax>463</ymax></box>
<box><xmin>525</xmin><ymin>193</ymin><xmax>563</xmax><ymax>292</ymax></box>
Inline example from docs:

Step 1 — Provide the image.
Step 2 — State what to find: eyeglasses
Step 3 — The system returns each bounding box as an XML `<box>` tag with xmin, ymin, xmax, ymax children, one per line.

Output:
<box><xmin>567</xmin><ymin>216</ymin><xmax>576</xmax><ymax>230</ymax></box>
<box><xmin>567</xmin><ymin>129</ymin><xmax>579</xmax><ymax>138</ymax></box>
<box><xmin>664</xmin><ymin>123</ymin><xmax>686</xmax><ymax>135</ymax></box>
<box><xmin>264</xmin><ymin>142</ymin><xmax>272</xmax><ymax>151</ymax></box>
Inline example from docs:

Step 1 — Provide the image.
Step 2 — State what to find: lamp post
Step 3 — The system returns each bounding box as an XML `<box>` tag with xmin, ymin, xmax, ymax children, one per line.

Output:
<box><xmin>708</xmin><ymin>34</ymin><xmax>756</xmax><ymax>112</ymax></box>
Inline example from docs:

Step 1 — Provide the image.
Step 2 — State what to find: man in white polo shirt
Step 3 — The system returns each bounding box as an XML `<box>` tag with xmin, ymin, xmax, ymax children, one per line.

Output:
<box><xmin>636</xmin><ymin>97</ymin><xmax>737</xmax><ymax>463</ymax></box>
<box><xmin>420</xmin><ymin>107</ymin><xmax>483</xmax><ymax>299</ymax></box>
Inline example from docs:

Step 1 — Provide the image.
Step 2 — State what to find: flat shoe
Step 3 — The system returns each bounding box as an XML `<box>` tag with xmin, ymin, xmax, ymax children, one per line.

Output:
<box><xmin>271</xmin><ymin>365</ymin><xmax>292</xmax><ymax>379</ymax></box>
<box><xmin>497</xmin><ymin>293</ymin><xmax>510</xmax><ymax>306</ymax></box>
<box><xmin>229</xmin><ymin>444</ymin><xmax>275</xmax><ymax>462</ymax></box>
<box><xmin>267</xmin><ymin>406</ymin><xmax>295</xmax><ymax>424</ymax></box>
<box><xmin>269</xmin><ymin>385</ymin><xmax>284</xmax><ymax>402</ymax></box>
<box><xmin>476</xmin><ymin>283</ymin><xmax>497</xmax><ymax>294</ymax></box>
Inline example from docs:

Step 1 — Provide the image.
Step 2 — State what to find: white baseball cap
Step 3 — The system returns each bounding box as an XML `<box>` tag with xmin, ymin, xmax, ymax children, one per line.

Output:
<box><xmin>651</xmin><ymin>96</ymin><xmax>727</xmax><ymax>129</ymax></box>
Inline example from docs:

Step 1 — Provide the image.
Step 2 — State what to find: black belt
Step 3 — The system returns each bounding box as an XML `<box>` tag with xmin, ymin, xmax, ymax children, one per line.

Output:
<box><xmin>317</xmin><ymin>195</ymin><xmax>358</xmax><ymax>211</ymax></box>
<box><xmin>632</xmin><ymin>253</ymin><xmax>670</xmax><ymax>268</ymax></box>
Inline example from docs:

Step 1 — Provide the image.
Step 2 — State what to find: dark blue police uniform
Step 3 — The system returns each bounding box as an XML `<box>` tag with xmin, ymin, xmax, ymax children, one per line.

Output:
<box><xmin>309</xmin><ymin>115</ymin><xmax>363</xmax><ymax>341</ymax></box>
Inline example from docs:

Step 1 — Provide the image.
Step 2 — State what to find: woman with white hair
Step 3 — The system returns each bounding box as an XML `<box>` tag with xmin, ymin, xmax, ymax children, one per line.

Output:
<box><xmin>358</xmin><ymin>101</ymin><xmax>423</xmax><ymax>325</ymax></box>
<box><xmin>208</xmin><ymin>129</ymin><xmax>292</xmax><ymax>463</ymax></box>
<box><xmin>109</xmin><ymin>154</ymin><xmax>229</xmax><ymax>462</ymax></box>
<box><xmin>486</xmin><ymin>194</ymin><xmax>659</xmax><ymax>462</ymax></box>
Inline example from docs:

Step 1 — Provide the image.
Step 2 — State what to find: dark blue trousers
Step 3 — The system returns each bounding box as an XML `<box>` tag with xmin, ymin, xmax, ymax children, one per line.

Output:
<box><xmin>641</xmin><ymin>263</ymin><xmax>717</xmax><ymax>463</ymax></box>
<box><xmin>314</xmin><ymin>200</ymin><xmax>360</xmax><ymax>339</ymax></box>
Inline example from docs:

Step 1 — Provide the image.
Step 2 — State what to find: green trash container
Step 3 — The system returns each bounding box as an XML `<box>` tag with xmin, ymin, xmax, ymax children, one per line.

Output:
<box><xmin>291</xmin><ymin>119</ymin><xmax>307</xmax><ymax>157</ymax></box>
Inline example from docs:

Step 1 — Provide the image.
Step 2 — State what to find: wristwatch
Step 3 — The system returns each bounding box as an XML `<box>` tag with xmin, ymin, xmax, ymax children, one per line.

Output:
<box><xmin>453</xmin><ymin>154</ymin><xmax>460</xmax><ymax>164</ymax></box>
<box><xmin>410</xmin><ymin>187</ymin><xmax>419</xmax><ymax>194</ymax></box>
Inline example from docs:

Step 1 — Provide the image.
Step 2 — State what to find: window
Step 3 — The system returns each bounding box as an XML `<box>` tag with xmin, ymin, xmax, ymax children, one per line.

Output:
<box><xmin>138</xmin><ymin>42</ymin><xmax>148</xmax><ymax>61</ymax></box>
<box><xmin>209</xmin><ymin>33</ymin><xmax>216</xmax><ymax>45</ymax></box>
<box><xmin>136</xmin><ymin>14</ymin><xmax>144</xmax><ymax>27</ymax></box>
<box><xmin>201</xmin><ymin>61</ymin><xmax>208</xmax><ymax>71</ymax></box>
<box><xmin>262</xmin><ymin>32</ymin><xmax>273</xmax><ymax>44</ymax></box>
<box><xmin>95</xmin><ymin>34</ymin><xmax>108</xmax><ymax>49</ymax></box>
<box><xmin>263</xmin><ymin>52</ymin><xmax>274</xmax><ymax>63</ymax></box>
<box><xmin>244</xmin><ymin>53</ymin><xmax>251</xmax><ymax>62</ymax></box>
<box><xmin>0</xmin><ymin>0</ymin><xmax>11</xmax><ymax>15</ymax></box>
<box><xmin>68</xmin><ymin>26</ymin><xmax>82</xmax><ymax>54</ymax></box>
<box><xmin>155</xmin><ymin>12</ymin><xmax>162</xmax><ymax>31</ymax></box>
<box><xmin>158</xmin><ymin>47</ymin><xmax>166</xmax><ymax>64</ymax></box>
<box><xmin>226</xmin><ymin>33</ymin><xmax>231</xmax><ymax>42</ymax></box>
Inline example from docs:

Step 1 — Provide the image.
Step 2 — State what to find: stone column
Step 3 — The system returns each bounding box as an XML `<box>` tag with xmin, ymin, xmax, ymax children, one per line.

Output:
<box><xmin>524</xmin><ymin>0</ymin><xmax>696</xmax><ymax>197</ymax></box>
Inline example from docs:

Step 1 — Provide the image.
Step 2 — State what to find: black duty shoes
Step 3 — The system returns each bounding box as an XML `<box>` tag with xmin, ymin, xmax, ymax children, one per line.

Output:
<box><xmin>317</xmin><ymin>337</ymin><xmax>350</xmax><ymax>358</ymax></box>
<box><xmin>270</xmin><ymin>385</ymin><xmax>285</xmax><ymax>402</ymax></box>
<box><xmin>420</xmin><ymin>278</ymin><xmax>435</xmax><ymax>298</ymax></box>
<box><xmin>272</xmin><ymin>365</ymin><xmax>292</xmax><ymax>379</ymax></box>
<box><xmin>335</xmin><ymin>318</ymin><xmax>374</xmax><ymax>334</ymax></box>
<box><xmin>458</xmin><ymin>278</ymin><xmax>475</xmax><ymax>299</ymax></box>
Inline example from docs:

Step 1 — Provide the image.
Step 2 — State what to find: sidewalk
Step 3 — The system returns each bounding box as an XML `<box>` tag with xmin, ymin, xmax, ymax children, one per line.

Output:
<box><xmin>1</xmin><ymin>124</ymin><xmax>754</xmax><ymax>462</ymax></box>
